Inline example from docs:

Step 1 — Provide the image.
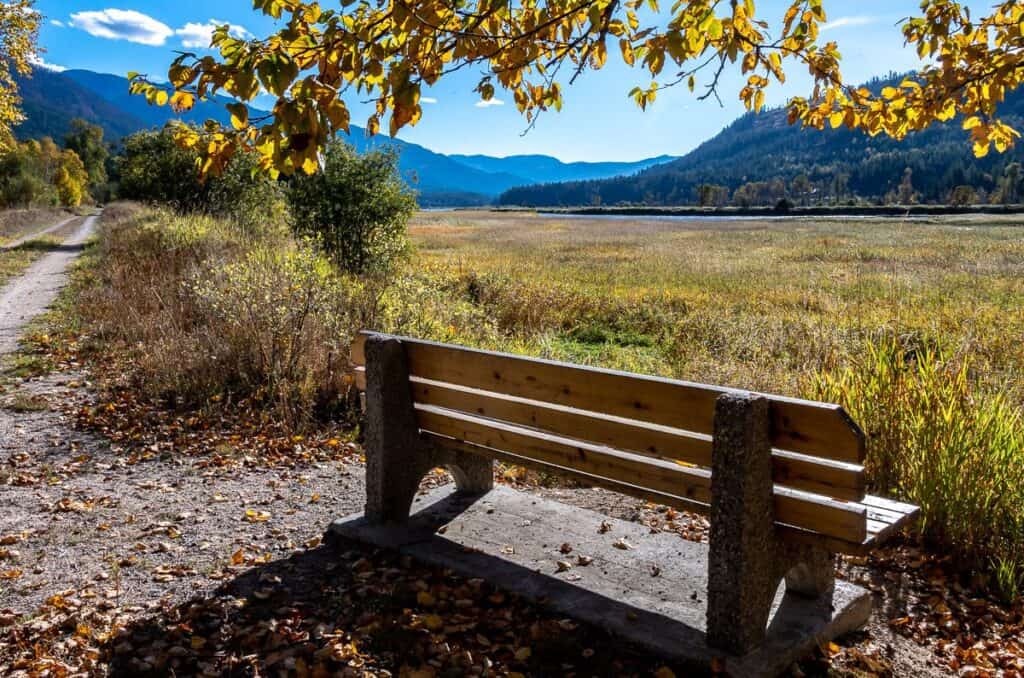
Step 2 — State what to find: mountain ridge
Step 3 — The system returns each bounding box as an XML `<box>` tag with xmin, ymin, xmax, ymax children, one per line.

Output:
<box><xmin>499</xmin><ymin>75</ymin><xmax>1024</xmax><ymax>206</ymax></box>
<box><xmin>14</xmin><ymin>67</ymin><xmax>675</xmax><ymax>205</ymax></box>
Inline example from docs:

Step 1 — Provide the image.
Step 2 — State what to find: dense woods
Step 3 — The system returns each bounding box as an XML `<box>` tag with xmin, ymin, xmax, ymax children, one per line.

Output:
<box><xmin>0</xmin><ymin>120</ymin><xmax>104</xmax><ymax>208</ymax></box>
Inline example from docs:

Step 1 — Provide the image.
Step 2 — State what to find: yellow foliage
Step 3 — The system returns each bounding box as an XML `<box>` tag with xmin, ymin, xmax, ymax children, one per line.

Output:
<box><xmin>0</xmin><ymin>1</ymin><xmax>40</xmax><ymax>150</ymax></box>
<box><xmin>54</xmin><ymin>149</ymin><xmax>89</xmax><ymax>207</ymax></box>
<box><xmin>128</xmin><ymin>0</ymin><xmax>1024</xmax><ymax>175</ymax></box>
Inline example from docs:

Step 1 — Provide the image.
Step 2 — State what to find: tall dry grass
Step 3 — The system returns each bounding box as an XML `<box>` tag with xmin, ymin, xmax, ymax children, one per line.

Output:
<box><xmin>78</xmin><ymin>203</ymin><xmax>357</xmax><ymax>427</ymax></box>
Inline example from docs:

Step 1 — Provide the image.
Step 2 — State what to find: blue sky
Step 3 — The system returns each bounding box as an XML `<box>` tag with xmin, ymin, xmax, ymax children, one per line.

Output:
<box><xmin>38</xmin><ymin>1</ymin><xmax>935</xmax><ymax>162</ymax></box>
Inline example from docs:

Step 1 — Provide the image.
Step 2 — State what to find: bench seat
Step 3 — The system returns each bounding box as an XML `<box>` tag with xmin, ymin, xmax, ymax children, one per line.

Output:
<box><xmin>351</xmin><ymin>332</ymin><xmax>918</xmax><ymax>555</ymax></box>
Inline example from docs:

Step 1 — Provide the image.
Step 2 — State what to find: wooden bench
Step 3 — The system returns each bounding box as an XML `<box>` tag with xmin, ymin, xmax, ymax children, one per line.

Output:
<box><xmin>350</xmin><ymin>331</ymin><xmax>918</xmax><ymax>655</ymax></box>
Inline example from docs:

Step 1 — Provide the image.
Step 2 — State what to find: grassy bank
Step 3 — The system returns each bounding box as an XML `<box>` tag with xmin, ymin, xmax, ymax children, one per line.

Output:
<box><xmin>54</xmin><ymin>204</ymin><xmax>1024</xmax><ymax>600</ymax></box>
<box><xmin>0</xmin><ymin>207</ymin><xmax>71</xmax><ymax>246</ymax></box>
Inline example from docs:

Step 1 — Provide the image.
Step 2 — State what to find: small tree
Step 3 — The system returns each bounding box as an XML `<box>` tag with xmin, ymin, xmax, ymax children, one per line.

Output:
<box><xmin>287</xmin><ymin>142</ymin><xmax>416</xmax><ymax>275</ymax></box>
<box><xmin>948</xmin><ymin>185</ymin><xmax>977</xmax><ymax>207</ymax></box>
<box><xmin>54</xmin><ymin>149</ymin><xmax>89</xmax><ymax>207</ymax></box>
<box><xmin>63</xmin><ymin>119</ymin><xmax>108</xmax><ymax>196</ymax></box>
<box><xmin>897</xmin><ymin>167</ymin><xmax>918</xmax><ymax>205</ymax></box>
<box><xmin>118</xmin><ymin>128</ymin><xmax>205</xmax><ymax>211</ymax></box>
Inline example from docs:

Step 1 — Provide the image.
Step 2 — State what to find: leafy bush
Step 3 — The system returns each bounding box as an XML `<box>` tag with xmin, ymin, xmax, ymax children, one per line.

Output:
<box><xmin>117</xmin><ymin>128</ymin><xmax>286</xmax><ymax>235</ymax></box>
<box><xmin>812</xmin><ymin>338</ymin><xmax>1024</xmax><ymax>599</ymax></box>
<box><xmin>287</xmin><ymin>141</ymin><xmax>416</xmax><ymax>275</ymax></box>
<box><xmin>190</xmin><ymin>244</ymin><xmax>347</xmax><ymax>422</ymax></box>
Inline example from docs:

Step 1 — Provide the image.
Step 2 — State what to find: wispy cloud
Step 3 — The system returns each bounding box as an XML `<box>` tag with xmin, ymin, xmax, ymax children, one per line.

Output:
<box><xmin>421</xmin><ymin>97</ymin><xmax>437</xmax><ymax>104</ymax></box>
<box><xmin>49</xmin><ymin>19</ymin><xmax>65</xmax><ymax>27</ymax></box>
<box><xmin>69</xmin><ymin>8</ymin><xmax>173</xmax><ymax>46</ymax></box>
<box><xmin>175</xmin><ymin>19</ymin><xmax>252</xmax><ymax>49</ymax></box>
<box><xmin>28</xmin><ymin>53</ymin><xmax>66</xmax><ymax>72</ymax></box>
<box><xmin>821</xmin><ymin>16</ymin><xmax>877</xmax><ymax>32</ymax></box>
<box><xmin>475</xmin><ymin>98</ymin><xmax>504</xmax><ymax>108</ymax></box>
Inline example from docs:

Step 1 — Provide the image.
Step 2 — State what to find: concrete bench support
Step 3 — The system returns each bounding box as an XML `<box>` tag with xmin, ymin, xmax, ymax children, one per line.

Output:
<box><xmin>707</xmin><ymin>393</ymin><xmax>836</xmax><ymax>654</ymax></box>
<box><xmin>363</xmin><ymin>335</ymin><xmax>493</xmax><ymax>523</ymax></box>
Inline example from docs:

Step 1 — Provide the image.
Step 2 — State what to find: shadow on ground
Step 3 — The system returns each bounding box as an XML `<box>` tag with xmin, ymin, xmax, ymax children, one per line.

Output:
<box><xmin>5</xmin><ymin>240</ymin><xmax>88</xmax><ymax>254</ymax></box>
<box><xmin>103</xmin><ymin>533</ymin><xmax>716</xmax><ymax>678</ymax></box>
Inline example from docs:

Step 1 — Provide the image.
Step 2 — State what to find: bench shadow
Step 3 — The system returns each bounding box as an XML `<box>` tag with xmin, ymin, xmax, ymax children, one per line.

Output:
<box><xmin>4</xmin><ymin>240</ymin><xmax>87</xmax><ymax>254</ymax></box>
<box><xmin>102</xmin><ymin>511</ymin><xmax>708</xmax><ymax>677</ymax></box>
<box><xmin>102</xmin><ymin>491</ymin><xmax>849</xmax><ymax>677</ymax></box>
<box><xmin>332</xmin><ymin>490</ymin><xmax>853</xmax><ymax>674</ymax></box>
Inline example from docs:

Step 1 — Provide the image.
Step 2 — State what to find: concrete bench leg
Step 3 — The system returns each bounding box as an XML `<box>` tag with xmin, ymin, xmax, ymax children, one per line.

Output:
<box><xmin>784</xmin><ymin>545</ymin><xmax>836</xmax><ymax>599</ymax></box>
<box><xmin>363</xmin><ymin>335</ymin><xmax>493</xmax><ymax>523</ymax></box>
<box><xmin>706</xmin><ymin>393</ymin><xmax>781</xmax><ymax>655</ymax></box>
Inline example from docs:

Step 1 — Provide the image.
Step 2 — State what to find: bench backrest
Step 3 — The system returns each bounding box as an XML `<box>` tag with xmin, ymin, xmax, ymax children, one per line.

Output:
<box><xmin>351</xmin><ymin>331</ymin><xmax>869</xmax><ymax>548</ymax></box>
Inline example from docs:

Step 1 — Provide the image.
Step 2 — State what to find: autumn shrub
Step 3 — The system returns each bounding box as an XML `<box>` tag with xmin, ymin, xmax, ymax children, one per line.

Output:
<box><xmin>78</xmin><ymin>203</ymin><xmax>362</xmax><ymax>429</ymax></box>
<box><xmin>811</xmin><ymin>338</ymin><xmax>1024</xmax><ymax>600</ymax></box>
<box><xmin>188</xmin><ymin>243</ymin><xmax>356</xmax><ymax>424</ymax></box>
<box><xmin>287</xmin><ymin>141</ymin><xmax>416</xmax><ymax>275</ymax></box>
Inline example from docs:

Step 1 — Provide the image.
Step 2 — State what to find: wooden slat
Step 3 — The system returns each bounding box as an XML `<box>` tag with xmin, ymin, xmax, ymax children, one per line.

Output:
<box><xmin>861</xmin><ymin>494</ymin><xmax>919</xmax><ymax>546</ymax></box>
<box><xmin>416</xmin><ymin>403</ymin><xmax>713</xmax><ymax>505</ymax></box>
<box><xmin>423</xmin><ymin>431</ymin><xmax>870</xmax><ymax>552</ymax></box>
<box><xmin>412</xmin><ymin>378</ymin><xmax>865</xmax><ymax>501</ymax></box>
<box><xmin>863</xmin><ymin>494</ymin><xmax>919</xmax><ymax>517</ymax></box>
<box><xmin>422</xmin><ymin>431</ymin><xmax>712</xmax><ymax>516</ymax></box>
<box><xmin>417</xmin><ymin>404</ymin><xmax>866</xmax><ymax>543</ymax></box>
<box><xmin>352</xmin><ymin>332</ymin><xmax>864</xmax><ymax>463</ymax></box>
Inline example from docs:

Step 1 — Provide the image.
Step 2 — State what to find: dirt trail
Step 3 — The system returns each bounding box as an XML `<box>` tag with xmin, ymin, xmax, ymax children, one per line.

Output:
<box><xmin>0</xmin><ymin>215</ymin><xmax>96</xmax><ymax>355</ymax></box>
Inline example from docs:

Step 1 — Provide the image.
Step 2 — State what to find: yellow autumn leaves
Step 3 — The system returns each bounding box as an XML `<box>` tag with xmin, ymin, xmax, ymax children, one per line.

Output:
<box><xmin>127</xmin><ymin>0</ymin><xmax>1024</xmax><ymax>177</ymax></box>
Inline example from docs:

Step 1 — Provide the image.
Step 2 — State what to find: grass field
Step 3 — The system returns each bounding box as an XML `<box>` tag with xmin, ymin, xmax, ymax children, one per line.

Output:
<box><xmin>406</xmin><ymin>209</ymin><xmax>1024</xmax><ymax>595</ymax></box>
<box><xmin>409</xmin><ymin>210</ymin><xmax>1024</xmax><ymax>396</ymax></box>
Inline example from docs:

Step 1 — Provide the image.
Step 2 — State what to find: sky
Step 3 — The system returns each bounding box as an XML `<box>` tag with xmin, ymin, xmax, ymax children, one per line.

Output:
<box><xmin>36</xmin><ymin>1</ymin><xmax>938</xmax><ymax>162</ymax></box>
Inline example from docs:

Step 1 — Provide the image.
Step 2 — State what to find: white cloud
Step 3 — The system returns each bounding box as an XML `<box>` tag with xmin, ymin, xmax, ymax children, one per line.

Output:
<box><xmin>49</xmin><ymin>19</ymin><xmax>64</xmax><ymax>27</ymax></box>
<box><xmin>175</xmin><ymin>19</ymin><xmax>252</xmax><ymax>49</ymax></box>
<box><xmin>821</xmin><ymin>16</ymin><xmax>876</xmax><ymax>32</ymax></box>
<box><xmin>420</xmin><ymin>97</ymin><xmax>437</xmax><ymax>104</ymax></box>
<box><xmin>475</xmin><ymin>98</ymin><xmax>504</xmax><ymax>108</ymax></box>
<box><xmin>28</xmin><ymin>53</ymin><xmax>66</xmax><ymax>72</ymax></box>
<box><xmin>70</xmin><ymin>8</ymin><xmax>173</xmax><ymax>46</ymax></box>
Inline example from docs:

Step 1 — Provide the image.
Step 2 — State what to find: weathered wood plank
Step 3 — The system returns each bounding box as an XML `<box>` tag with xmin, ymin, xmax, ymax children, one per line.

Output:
<box><xmin>412</xmin><ymin>378</ymin><xmax>864</xmax><ymax>501</ymax></box>
<box><xmin>417</xmin><ymin>404</ymin><xmax>867</xmax><ymax>543</ymax></box>
<box><xmin>352</xmin><ymin>332</ymin><xmax>864</xmax><ymax>463</ymax></box>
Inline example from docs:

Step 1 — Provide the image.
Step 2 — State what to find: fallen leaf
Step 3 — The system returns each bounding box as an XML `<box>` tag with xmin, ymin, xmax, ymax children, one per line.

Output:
<box><xmin>243</xmin><ymin>509</ymin><xmax>270</xmax><ymax>523</ymax></box>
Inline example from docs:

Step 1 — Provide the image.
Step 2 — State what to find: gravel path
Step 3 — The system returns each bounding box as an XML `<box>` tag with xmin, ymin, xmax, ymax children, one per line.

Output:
<box><xmin>0</xmin><ymin>215</ymin><xmax>77</xmax><ymax>251</ymax></box>
<box><xmin>0</xmin><ymin>215</ymin><xmax>96</xmax><ymax>355</ymax></box>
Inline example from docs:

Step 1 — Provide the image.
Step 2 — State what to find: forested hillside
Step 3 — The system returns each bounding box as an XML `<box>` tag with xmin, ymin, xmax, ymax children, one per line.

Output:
<box><xmin>500</xmin><ymin>76</ymin><xmax>1024</xmax><ymax>207</ymax></box>
<box><xmin>13</xmin><ymin>68</ymin><xmax>671</xmax><ymax>205</ymax></box>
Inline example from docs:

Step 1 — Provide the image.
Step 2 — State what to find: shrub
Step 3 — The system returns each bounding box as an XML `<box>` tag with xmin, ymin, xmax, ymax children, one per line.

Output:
<box><xmin>287</xmin><ymin>141</ymin><xmax>416</xmax><ymax>275</ymax></box>
<box><xmin>117</xmin><ymin>128</ymin><xmax>286</xmax><ymax>234</ymax></box>
<box><xmin>79</xmin><ymin>204</ymin><xmax>367</xmax><ymax>429</ymax></box>
<box><xmin>190</xmin><ymin>244</ymin><xmax>347</xmax><ymax>423</ymax></box>
<box><xmin>811</xmin><ymin>338</ymin><xmax>1024</xmax><ymax>599</ymax></box>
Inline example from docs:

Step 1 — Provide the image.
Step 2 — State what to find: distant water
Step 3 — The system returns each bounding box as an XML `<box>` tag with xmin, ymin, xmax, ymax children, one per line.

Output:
<box><xmin>538</xmin><ymin>212</ymin><xmax>932</xmax><ymax>222</ymax></box>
